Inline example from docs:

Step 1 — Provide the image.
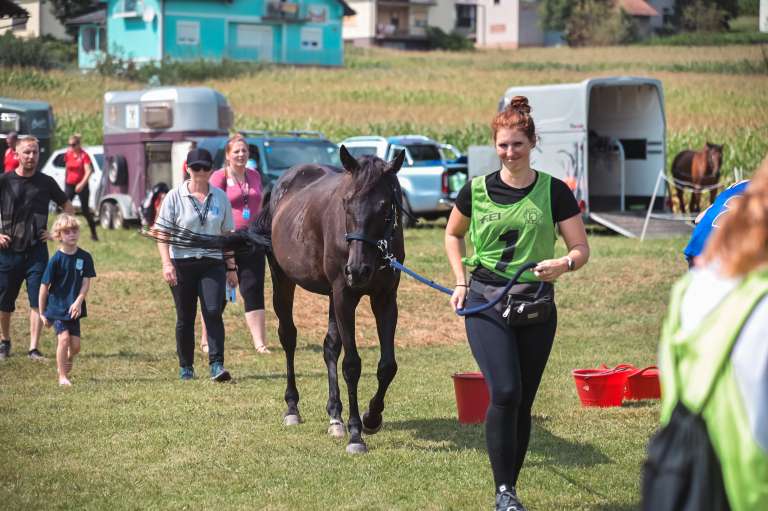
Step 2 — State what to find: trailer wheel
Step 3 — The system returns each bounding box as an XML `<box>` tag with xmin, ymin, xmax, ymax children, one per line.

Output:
<box><xmin>99</xmin><ymin>202</ymin><xmax>115</xmax><ymax>229</ymax></box>
<box><xmin>99</xmin><ymin>201</ymin><xmax>126</xmax><ymax>230</ymax></box>
<box><xmin>108</xmin><ymin>155</ymin><xmax>128</xmax><ymax>186</ymax></box>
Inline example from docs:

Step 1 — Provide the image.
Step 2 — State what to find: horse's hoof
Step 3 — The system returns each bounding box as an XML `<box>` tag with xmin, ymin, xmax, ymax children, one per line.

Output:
<box><xmin>345</xmin><ymin>442</ymin><xmax>368</xmax><ymax>454</ymax></box>
<box><xmin>328</xmin><ymin>420</ymin><xmax>346</xmax><ymax>438</ymax></box>
<box><xmin>362</xmin><ymin>411</ymin><xmax>383</xmax><ymax>435</ymax></box>
<box><xmin>283</xmin><ymin>413</ymin><xmax>302</xmax><ymax>426</ymax></box>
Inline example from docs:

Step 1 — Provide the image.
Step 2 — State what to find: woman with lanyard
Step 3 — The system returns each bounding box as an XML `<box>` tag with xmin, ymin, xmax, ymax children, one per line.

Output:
<box><xmin>206</xmin><ymin>135</ymin><xmax>270</xmax><ymax>354</ymax></box>
<box><xmin>156</xmin><ymin>148</ymin><xmax>237</xmax><ymax>382</ymax></box>
<box><xmin>64</xmin><ymin>135</ymin><xmax>99</xmax><ymax>241</ymax></box>
<box><xmin>445</xmin><ymin>97</ymin><xmax>590</xmax><ymax>511</ymax></box>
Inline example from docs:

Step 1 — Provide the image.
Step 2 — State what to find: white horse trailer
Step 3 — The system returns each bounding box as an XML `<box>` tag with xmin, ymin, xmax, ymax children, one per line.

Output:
<box><xmin>470</xmin><ymin>77</ymin><xmax>688</xmax><ymax>238</ymax></box>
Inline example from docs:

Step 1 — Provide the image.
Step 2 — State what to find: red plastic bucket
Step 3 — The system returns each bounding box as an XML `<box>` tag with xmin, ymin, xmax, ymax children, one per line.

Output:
<box><xmin>452</xmin><ymin>372</ymin><xmax>490</xmax><ymax>424</ymax></box>
<box><xmin>624</xmin><ymin>366</ymin><xmax>661</xmax><ymax>400</ymax></box>
<box><xmin>572</xmin><ymin>367</ymin><xmax>630</xmax><ymax>407</ymax></box>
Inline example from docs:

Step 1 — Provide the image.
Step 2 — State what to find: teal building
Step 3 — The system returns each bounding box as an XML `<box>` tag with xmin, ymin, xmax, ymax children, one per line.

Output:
<box><xmin>71</xmin><ymin>0</ymin><xmax>354</xmax><ymax>69</ymax></box>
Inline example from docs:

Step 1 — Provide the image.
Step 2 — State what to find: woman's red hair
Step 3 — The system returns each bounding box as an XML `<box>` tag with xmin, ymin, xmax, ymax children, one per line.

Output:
<box><xmin>491</xmin><ymin>96</ymin><xmax>536</xmax><ymax>144</ymax></box>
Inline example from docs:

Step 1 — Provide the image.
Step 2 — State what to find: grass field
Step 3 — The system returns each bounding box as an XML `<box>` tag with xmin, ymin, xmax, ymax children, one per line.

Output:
<box><xmin>0</xmin><ymin>225</ymin><xmax>687</xmax><ymax>510</ymax></box>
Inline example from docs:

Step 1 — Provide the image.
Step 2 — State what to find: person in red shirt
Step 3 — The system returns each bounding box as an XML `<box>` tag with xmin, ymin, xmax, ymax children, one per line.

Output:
<box><xmin>64</xmin><ymin>135</ymin><xmax>98</xmax><ymax>241</ymax></box>
<box><xmin>3</xmin><ymin>132</ymin><xmax>19</xmax><ymax>173</ymax></box>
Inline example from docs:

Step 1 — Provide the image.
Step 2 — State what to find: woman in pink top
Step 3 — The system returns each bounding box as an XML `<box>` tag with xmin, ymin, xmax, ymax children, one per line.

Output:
<box><xmin>206</xmin><ymin>135</ymin><xmax>270</xmax><ymax>354</ymax></box>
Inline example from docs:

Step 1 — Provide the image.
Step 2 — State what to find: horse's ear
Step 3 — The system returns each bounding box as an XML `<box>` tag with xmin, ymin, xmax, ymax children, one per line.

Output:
<box><xmin>386</xmin><ymin>148</ymin><xmax>406</xmax><ymax>175</ymax></box>
<box><xmin>339</xmin><ymin>145</ymin><xmax>360</xmax><ymax>173</ymax></box>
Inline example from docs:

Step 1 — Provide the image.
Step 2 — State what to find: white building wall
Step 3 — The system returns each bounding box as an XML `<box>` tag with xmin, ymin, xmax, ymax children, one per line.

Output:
<box><xmin>0</xmin><ymin>1</ymin><xmax>68</xmax><ymax>39</ymax></box>
<box><xmin>761</xmin><ymin>0</ymin><xmax>768</xmax><ymax>33</ymax></box>
<box><xmin>343</xmin><ymin>0</ymin><xmax>377</xmax><ymax>40</ymax></box>
<box><xmin>483</xmin><ymin>0</ymin><xmax>520</xmax><ymax>48</ymax></box>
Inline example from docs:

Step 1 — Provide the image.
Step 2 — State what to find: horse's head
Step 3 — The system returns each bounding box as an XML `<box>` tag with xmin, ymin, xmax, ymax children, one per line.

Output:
<box><xmin>339</xmin><ymin>144</ymin><xmax>405</xmax><ymax>289</ymax></box>
<box><xmin>706</xmin><ymin>142</ymin><xmax>724</xmax><ymax>173</ymax></box>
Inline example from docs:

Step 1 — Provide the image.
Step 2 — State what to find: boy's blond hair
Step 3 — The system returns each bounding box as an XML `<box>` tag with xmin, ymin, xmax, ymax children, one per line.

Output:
<box><xmin>51</xmin><ymin>213</ymin><xmax>81</xmax><ymax>241</ymax></box>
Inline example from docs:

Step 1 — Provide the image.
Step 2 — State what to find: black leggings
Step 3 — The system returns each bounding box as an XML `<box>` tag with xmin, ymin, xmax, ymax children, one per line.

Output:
<box><xmin>235</xmin><ymin>248</ymin><xmax>265</xmax><ymax>312</ymax></box>
<box><xmin>65</xmin><ymin>184</ymin><xmax>98</xmax><ymax>239</ymax></box>
<box><xmin>464</xmin><ymin>288</ymin><xmax>557</xmax><ymax>489</ymax></box>
<box><xmin>170</xmin><ymin>257</ymin><xmax>226</xmax><ymax>367</ymax></box>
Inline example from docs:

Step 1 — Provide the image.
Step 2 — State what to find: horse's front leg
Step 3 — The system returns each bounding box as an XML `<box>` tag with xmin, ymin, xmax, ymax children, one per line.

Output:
<box><xmin>362</xmin><ymin>289</ymin><xmax>398</xmax><ymax>435</ymax></box>
<box><xmin>324</xmin><ymin>297</ymin><xmax>345</xmax><ymax>438</ymax></box>
<box><xmin>269</xmin><ymin>261</ymin><xmax>301</xmax><ymax>425</ymax></box>
<box><xmin>332</xmin><ymin>288</ymin><xmax>365</xmax><ymax>453</ymax></box>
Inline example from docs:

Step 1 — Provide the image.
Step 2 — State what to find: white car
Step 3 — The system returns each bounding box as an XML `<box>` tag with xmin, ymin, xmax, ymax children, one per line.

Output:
<box><xmin>42</xmin><ymin>145</ymin><xmax>104</xmax><ymax>212</ymax></box>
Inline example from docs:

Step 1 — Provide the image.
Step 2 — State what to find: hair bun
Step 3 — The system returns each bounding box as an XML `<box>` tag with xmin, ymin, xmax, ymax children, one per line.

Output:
<box><xmin>508</xmin><ymin>96</ymin><xmax>531</xmax><ymax>115</ymax></box>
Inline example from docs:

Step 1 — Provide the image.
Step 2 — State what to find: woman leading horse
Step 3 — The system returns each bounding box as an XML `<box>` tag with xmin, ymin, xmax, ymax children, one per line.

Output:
<box><xmin>445</xmin><ymin>97</ymin><xmax>590</xmax><ymax>511</ymax></box>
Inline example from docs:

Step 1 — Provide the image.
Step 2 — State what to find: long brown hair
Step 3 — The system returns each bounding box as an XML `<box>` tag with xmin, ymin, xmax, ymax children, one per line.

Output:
<box><xmin>491</xmin><ymin>95</ymin><xmax>536</xmax><ymax>144</ymax></box>
<box><xmin>703</xmin><ymin>154</ymin><xmax>768</xmax><ymax>276</ymax></box>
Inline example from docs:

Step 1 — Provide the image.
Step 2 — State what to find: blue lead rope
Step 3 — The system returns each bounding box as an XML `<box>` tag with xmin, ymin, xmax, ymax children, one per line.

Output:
<box><xmin>385</xmin><ymin>257</ymin><xmax>538</xmax><ymax>316</ymax></box>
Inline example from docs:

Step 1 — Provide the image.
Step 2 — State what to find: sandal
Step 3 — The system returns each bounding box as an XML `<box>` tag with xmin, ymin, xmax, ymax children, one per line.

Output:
<box><xmin>254</xmin><ymin>344</ymin><xmax>271</xmax><ymax>354</ymax></box>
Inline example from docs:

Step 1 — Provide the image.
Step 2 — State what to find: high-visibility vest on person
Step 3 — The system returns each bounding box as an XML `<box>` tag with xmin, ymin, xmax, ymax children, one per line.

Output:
<box><xmin>462</xmin><ymin>172</ymin><xmax>555</xmax><ymax>284</ymax></box>
<box><xmin>658</xmin><ymin>270</ymin><xmax>768</xmax><ymax>511</ymax></box>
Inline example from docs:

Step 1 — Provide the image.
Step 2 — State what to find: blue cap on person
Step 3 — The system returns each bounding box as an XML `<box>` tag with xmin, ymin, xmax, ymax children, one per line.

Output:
<box><xmin>186</xmin><ymin>148</ymin><xmax>213</xmax><ymax>169</ymax></box>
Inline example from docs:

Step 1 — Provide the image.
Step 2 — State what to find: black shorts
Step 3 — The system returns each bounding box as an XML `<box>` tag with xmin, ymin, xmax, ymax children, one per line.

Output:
<box><xmin>54</xmin><ymin>318</ymin><xmax>81</xmax><ymax>337</ymax></box>
<box><xmin>0</xmin><ymin>243</ymin><xmax>48</xmax><ymax>312</ymax></box>
<box><xmin>235</xmin><ymin>249</ymin><xmax>265</xmax><ymax>312</ymax></box>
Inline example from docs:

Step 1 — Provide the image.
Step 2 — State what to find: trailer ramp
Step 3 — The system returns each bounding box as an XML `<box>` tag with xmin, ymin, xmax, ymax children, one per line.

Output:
<box><xmin>590</xmin><ymin>211</ymin><xmax>693</xmax><ymax>239</ymax></box>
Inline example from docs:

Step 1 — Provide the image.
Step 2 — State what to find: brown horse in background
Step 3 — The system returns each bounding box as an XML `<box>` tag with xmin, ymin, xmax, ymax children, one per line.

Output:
<box><xmin>671</xmin><ymin>142</ymin><xmax>724</xmax><ymax>213</ymax></box>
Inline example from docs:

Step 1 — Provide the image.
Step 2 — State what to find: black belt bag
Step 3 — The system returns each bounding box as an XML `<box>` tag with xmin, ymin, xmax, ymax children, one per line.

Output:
<box><xmin>502</xmin><ymin>282</ymin><xmax>554</xmax><ymax>326</ymax></box>
<box><xmin>470</xmin><ymin>280</ymin><xmax>554</xmax><ymax>327</ymax></box>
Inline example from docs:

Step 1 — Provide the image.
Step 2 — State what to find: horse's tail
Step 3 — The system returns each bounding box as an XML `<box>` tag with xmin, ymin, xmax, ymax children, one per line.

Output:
<box><xmin>252</xmin><ymin>190</ymin><xmax>273</xmax><ymax>238</ymax></box>
<box><xmin>143</xmin><ymin>218</ymin><xmax>271</xmax><ymax>255</ymax></box>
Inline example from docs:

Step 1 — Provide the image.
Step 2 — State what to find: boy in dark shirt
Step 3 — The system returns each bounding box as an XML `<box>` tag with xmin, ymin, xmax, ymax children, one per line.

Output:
<box><xmin>39</xmin><ymin>214</ymin><xmax>96</xmax><ymax>386</ymax></box>
<box><xmin>0</xmin><ymin>136</ymin><xmax>73</xmax><ymax>361</ymax></box>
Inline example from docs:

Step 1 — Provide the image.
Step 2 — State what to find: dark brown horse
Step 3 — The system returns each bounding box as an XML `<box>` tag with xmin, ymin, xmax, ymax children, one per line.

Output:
<box><xmin>671</xmin><ymin>142</ymin><xmax>724</xmax><ymax>213</ymax></box>
<box><xmin>262</xmin><ymin>146</ymin><xmax>406</xmax><ymax>454</ymax></box>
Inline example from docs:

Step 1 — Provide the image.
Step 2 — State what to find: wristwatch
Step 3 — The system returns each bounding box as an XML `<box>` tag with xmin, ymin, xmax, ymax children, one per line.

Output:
<box><xmin>565</xmin><ymin>256</ymin><xmax>575</xmax><ymax>272</ymax></box>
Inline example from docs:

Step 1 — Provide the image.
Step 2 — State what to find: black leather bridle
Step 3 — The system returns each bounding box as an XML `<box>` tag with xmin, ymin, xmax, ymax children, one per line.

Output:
<box><xmin>344</xmin><ymin>187</ymin><xmax>415</xmax><ymax>268</ymax></box>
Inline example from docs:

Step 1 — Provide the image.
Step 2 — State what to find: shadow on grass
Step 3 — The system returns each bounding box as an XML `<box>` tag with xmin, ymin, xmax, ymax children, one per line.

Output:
<box><xmin>387</xmin><ymin>416</ymin><xmax>611</xmax><ymax>468</ymax></box>
<box><xmin>591</xmin><ymin>503</ymin><xmax>639</xmax><ymax>511</ymax></box>
<box><xmin>84</xmin><ymin>350</ymin><xmax>163</xmax><ymax>362</ymax></box>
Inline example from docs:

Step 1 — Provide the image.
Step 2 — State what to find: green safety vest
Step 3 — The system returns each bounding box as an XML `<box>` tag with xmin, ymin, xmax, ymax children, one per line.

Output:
<box><xmin>659</xmin><ymin>270</ymin><xmax>768</xmax><ymax>511</ymax></box>
<box><xmin>462</xmin><ymin>172</ymin><xmax>555</xmax><ymax>283</ymax></box>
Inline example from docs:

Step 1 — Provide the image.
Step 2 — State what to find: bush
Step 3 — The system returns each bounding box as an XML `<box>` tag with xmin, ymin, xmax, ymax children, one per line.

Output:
<box><xmin>0</xmin><ymin>32</ymin><xmax>75</xmax><ymax>70</ymax></box>
<box><xmin>681</xmin><ymin>0</ymin><xmax>730</xmax><ymax>31</ymax></box>
<box><xmin>95</xmin><ymin>52</ymin><xmax>265</xmax><ymax>84</ymax></box>
<box><xmin>425</xmin><ymin>27</ymin><xmax>475</xmax><ymax>51</ymax></box>
<box><xmin>565</xmin><ymin>0</ymin><xmax>637</xmax><ymax>46</ymax></box>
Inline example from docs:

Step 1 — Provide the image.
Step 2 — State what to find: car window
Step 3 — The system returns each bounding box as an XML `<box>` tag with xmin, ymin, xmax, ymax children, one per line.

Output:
<box><xmin>346</xmin><ymin>146</ymin><xmax>377</xmax><ymax>159</ymax></box>
<box><xmin>404</xmin><ymin>144</ymin><xmax>442</xmax><ymax>164</ymax></box>
<box><xmin>93</xmin><ymin>153</ymin><xmax>104</xmax><ymax>170</ymax></box>
<box><xmin>52</xmin><ymin>153</ymin><xmax>66</xmax><ymax>168</ymax></box>
<box><xmin>264</xmin><ymin>140</ymin><xmax>340</xmax><ymax>170</ymax></box>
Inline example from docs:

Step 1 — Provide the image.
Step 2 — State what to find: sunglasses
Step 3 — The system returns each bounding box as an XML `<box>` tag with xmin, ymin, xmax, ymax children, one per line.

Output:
<box><xmin>188</xmin><ymin>165</ymin><xmax>212</xmax><ymax>172</ymax></box>
<box><xmin>68</xmin><ymin>143</ymin><xmax>79</xmax><ymax>147</ymax></box>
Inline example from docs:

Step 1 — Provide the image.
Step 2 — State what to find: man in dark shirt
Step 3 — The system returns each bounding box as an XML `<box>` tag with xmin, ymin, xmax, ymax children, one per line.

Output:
<box><xmin>0</xmin><ymin>136</ymin><xmax>73</xmax><ymax>361</ymax></box>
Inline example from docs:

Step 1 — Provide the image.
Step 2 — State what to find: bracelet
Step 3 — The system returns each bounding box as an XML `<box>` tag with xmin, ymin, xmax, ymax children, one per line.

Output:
<box><xmin>226</xmin><ymin>267</ymin><xmax>237</xmax><ymax>272</ymax></box>
<box><xmin>455</xmin><ymin>284</ymin><xmax>468</xmax><ymax>287</ymax></box>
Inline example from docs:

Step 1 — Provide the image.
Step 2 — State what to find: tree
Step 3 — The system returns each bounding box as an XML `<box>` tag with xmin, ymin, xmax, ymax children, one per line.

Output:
<box><xmin>564</xmin><ymin>0</ymin><xmax>637</xmax><ymax>46</ymax></box>
<box><xmin>540</xmin><ymin>0</ymin><xmax>577</xmax><ymax>31</ymax></box>
<box><xmin>45</xmin><ymin>0</ymin><xmax>99</xmax><ymax>38</ymax></box>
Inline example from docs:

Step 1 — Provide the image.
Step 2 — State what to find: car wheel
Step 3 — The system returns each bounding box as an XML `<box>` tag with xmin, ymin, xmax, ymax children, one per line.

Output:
<box><xmin>401</xmin><ymin>195</ymin><xmax>416</xmax><ymax>229</ymax></box>
<box><xmin>99</xmin><ymin>202</ymin><xmax>115</xmax><ymax>229</ymax></box>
